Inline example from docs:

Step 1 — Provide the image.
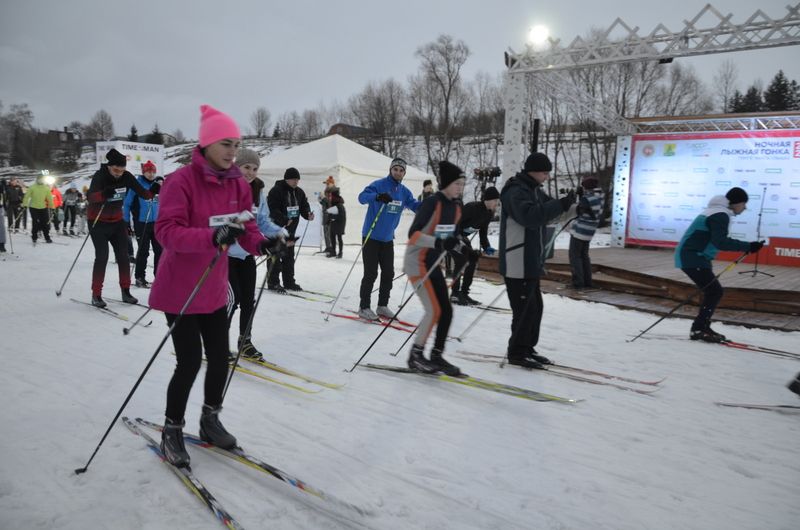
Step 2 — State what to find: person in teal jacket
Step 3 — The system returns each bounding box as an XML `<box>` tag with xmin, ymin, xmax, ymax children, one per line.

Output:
<box><xmin>674</xmin><ymin>187</ymin><xmax>763</xmax><ymax>342</ymax></box>
<box><xmin>356</xmin><ymin>157</ymin><xmax>420</xmax><ymax>320</ymax></box>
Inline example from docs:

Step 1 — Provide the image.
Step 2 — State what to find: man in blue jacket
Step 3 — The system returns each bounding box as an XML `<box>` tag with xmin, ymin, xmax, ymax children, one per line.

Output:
<box><xmin>357</xmin><ymin>157</ymin><xmax>420</xmax><ymax>320</ymax></box>
<box><xmin>674</xmin><ymin>187</ymin><xmax>762</xmax><ymax>342</ymax></box>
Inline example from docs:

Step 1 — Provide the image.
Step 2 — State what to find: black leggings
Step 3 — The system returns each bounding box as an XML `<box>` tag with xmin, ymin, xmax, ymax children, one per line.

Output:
<box><xmin>227</xmin><ymin>256</ymin><xmax>257</xmax><ymax>337</ymax></box>
<box><xmin>165</xmin><ymin>306</ymin><xmax>230</xmax><ymax>421</ymax></box>
<box><xmin>89</xmin><ymin>220</ymin><xmax>130</xmax><ymax>295</ymax></box>
<box><xmin>63</xmin><ymin>205</ymin><xmax>78</xmax><ymax>229</ymax></box>
<box><xmin>681</xmin><ymin>267</ymin><xmax>723</xmax><ymax>331</ymax></box>
<box><xmin>330</xmin><ymin>233</ymin><xmax>344</xmax><ymax>255</ymax></box>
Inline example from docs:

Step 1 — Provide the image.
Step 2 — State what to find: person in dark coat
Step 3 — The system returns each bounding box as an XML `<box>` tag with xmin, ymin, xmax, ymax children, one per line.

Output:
<box><xmin>326</xmin><ymin>186</ymin><xmax>346</xmax><ymax>258</ymax></box>
<box><xmin>674</xmin><ymin>187</ymin><xmax>763</xmax><ymax>342</ymax></box>
<box><xmin>499</xmin><ymin>152</ymin><xmax>574</xmax><ymax>369</ymax></box>
<box><xmin>86</xmin><ymin>148</ymin><xmax>157</xmax><ymax>307</ymax></box>
<box><xmin>266</xmin><ymin>167</ymin><xmax>313</xmax><ymax>291</ymax></box>
<box><xmin>450</xmin><ymin>186</ymin><xmax>499</xmax><ymax>305</ymax></box>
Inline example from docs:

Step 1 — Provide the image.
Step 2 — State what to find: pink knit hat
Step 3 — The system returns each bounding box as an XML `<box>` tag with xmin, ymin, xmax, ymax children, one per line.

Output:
<box><xmin>198</xmin><ymin>105</ymin><xmax>241</xmax><ymax>147</ymax></box>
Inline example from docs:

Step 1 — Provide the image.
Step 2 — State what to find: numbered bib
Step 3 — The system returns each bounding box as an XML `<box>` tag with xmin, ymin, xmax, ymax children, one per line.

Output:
<box><xmin>387</xmin><ymin>200</ymin><xmax>402</xmax><ymax>214</ymax></box>
<box><xmin>287</xmin><ymin>205</ymin><xmax>300</xmax><ymax>219</ymax></box>
<box><xmin>109</xmin><ymin>187</ymin><xmax>127</xmax><ymax>202</ymax></box>
<box><xmin>208</xmin><ymin>212</ymin><xmax>242</xmax><ymax>227</ymax></box>
<box><xmin>463</xmin><ymin>227</ymin><xmax>477</xmax><ymax>235</ymax></box>
<box><xmin>434</xmin><ymin>224</ymin><xmax>456</xmax><ymax>239</ymax></box>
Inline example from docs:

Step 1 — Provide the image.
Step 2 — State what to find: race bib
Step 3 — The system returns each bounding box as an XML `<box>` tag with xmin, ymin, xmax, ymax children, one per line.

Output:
<box><xmin>208</xmin><ymin>212</ymin><xmax>244</xmax><ymax>227</ymax></box>
<box><xmin>434</xmin><ymin>224</ymin><xmax>456</xmax><ymax>239</ymax></box>
<box><xmin>387</xmin><ymin>200</ymin><xmax>402</xmax><ymax>214</ymax></box>
<box><xmin>287</xmin><ymin>205</ymin><xmax>300</xmax><ymax>219</ymax></box>
<box><xmin>109</xmin><ymin>187</ymin><xmax>127</xmax><ymax>202</ymax></box>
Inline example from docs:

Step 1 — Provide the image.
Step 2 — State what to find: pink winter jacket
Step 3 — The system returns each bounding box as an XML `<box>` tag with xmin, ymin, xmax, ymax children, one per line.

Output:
<box><xmin>149</xmin><ymin>148</ymin><xmax>265</xmax><ymax>314</ymax></box>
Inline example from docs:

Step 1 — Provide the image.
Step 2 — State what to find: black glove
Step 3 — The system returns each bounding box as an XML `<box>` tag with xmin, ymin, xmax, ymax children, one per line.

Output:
<box><xmin>748</xmin><ymin>241</ymin><xmax>764</xmax><ymax>253</ymax></box>
<box><xmin>258</xmin><ymin>237</ymin><xmax>286</xmax><ymax>256</ymax></box>
<box><xmin>376</xmin><ymin>192</ymin><xmax>393</xmax><ymax>204</ymax></box>
<box><xmin>212</xmin><ymin>224</ymin><xmax>245</xmax><ymax>248</ymax></box>
<box><xmin>102</xmin><ymin>186</ymin><xmax>117</xmax><ymax>198</ymax></box>
<box><xmin>149</xmin><ymin>182</ymin><xmax>161</xmax><ymax>195</ymax></box>
<box><xmin>154</xmin><ymin>176</ymin><xmax>164</xmax><ymax>184</ymax></box>
<box><xmin>435</xmin><ymin>236</ymin><xmax>462</xmax><ymax>253</ymax></box>
<box><xmin>559</xmin><ymin>190</ymin><xmax>576</xmax><ymax>212</ymax></box>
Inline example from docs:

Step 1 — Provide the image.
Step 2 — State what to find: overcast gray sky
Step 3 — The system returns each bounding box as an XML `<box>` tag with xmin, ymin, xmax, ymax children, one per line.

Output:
<box><xmin>2</xmin><ymin>0</ymin><xmax>798</xmax><ymax>138</ymax></box>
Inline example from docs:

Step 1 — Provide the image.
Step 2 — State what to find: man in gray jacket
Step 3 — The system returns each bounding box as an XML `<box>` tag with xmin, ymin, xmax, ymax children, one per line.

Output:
<box><xmin>499</xmin><ymin>152</ymin><xmax>574</xmax><ymax>369</ymax></box>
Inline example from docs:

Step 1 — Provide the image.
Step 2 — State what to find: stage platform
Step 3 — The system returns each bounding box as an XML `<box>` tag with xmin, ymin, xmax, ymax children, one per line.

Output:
<box><xmin>476</xmin><ymin>247</ymin><xmax>800</xmax><ymax>332</ymax></box>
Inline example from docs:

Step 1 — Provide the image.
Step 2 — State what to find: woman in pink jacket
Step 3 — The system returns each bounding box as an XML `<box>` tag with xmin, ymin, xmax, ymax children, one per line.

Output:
<box><xmin>149</xmin><ymin>105</ymin><xmax>281</xmax><ymax>468</ymax></box>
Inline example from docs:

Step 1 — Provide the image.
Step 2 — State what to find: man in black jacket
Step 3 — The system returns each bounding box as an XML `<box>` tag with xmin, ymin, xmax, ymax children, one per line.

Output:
<box><xmin>499</xmin><ymin>153</ymin><xmax>574</xmax><ymax>369</ymax></box>
<box><xmin>267</xmin><ymin>167</ymin><xmax>313</xmax><ymax>291</ymax></box>
<box><xmin>451</xmin><ymin>186</ymin><xmax>499</xmax><ymax>305</ymax></box>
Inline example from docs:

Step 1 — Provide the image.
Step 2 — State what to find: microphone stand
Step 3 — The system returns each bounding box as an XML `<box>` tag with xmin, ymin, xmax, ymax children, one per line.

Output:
<box><xmin>739</xmin><ymin>186</ymin><xmax>773</xmax><ymax>278</ymax></box>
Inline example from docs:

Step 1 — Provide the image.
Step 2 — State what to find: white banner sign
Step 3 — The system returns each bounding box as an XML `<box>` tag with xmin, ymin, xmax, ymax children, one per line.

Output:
<box><xmin>95</xmin><ymin>141</ymin><xmax>165</xmax><ymax>177</ymax></box>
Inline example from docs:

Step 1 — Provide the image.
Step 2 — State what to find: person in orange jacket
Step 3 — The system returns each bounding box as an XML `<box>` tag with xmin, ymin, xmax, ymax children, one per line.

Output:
<box><xmin>50</xmin><ymin>185</ymin><xmax>64</xmax><ymax>232</ymax></box>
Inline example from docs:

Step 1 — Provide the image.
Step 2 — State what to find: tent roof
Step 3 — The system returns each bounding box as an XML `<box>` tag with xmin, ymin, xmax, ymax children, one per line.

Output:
<box><xmin>258</xmin><ymin>134</ymin><xmax>433</xmax><ymax>182</ymax></box>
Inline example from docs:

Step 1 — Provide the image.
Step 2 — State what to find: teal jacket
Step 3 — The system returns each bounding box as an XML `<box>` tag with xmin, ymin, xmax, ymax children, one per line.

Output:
<box><xmin>674</xmin><ymin>195</ymin><xmax>750</xmax><ymax>269</ymax></box>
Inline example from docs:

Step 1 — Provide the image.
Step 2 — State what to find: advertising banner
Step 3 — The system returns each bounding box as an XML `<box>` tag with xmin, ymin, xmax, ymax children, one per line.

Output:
<box><xmin>626</xmin><ymin>130</ymin><xmax>800</xmax><ymax>266</ymax></box>
<box><xmin>95</xmin><ymin>141</ymin><xmax>165</xmax><ymax>177</ymax></box>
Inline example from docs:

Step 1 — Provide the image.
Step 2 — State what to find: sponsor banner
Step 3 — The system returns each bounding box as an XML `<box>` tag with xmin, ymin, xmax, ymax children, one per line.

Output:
<box><xmin>625</xmin><ymin>130</ymin><xmax>800</xmax><ymax>267</ymax></box>
<box><xmin>96</xmin><ymin>141</ymin><xmax>166</xmax><ymax>177</ymax></box>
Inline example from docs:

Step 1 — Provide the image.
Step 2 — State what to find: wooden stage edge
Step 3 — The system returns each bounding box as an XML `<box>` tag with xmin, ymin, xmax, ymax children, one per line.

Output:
<box><xmin>476</xmin><ymin>246</ymin><xmax>800</xmax><ymax>333</ymax></box>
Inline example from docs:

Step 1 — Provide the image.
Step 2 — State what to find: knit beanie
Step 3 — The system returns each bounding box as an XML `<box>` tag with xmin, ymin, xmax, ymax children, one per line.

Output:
<box><xmin>236</xmin><ymin>148</ymin><xmax>261</xmax><ymax>168</ymax></box>
<box><xmin>390</xmin><ymin>157</ymin><xmax>407</xmax><ymax>171</ymax></box>
<box><xmin>437</xmin><ymin>160</ymin><xmax>465</xmax><ymax>190</ymax></box>
<box><xmin>423</xmin><ymin>179</ymin><xmax>432</xmax><ymax>187</ymax></box>
<box><xmin>725</xmin><ymin>187</ymin><xmax>749</xmax><ymax>205</ymax></box>
<box><xmin>141</xmin><ymin>160</ymin><xmax>157</xmax><ymax>174</ymax></box>
<box><xmin>198</xmin><ymin>104</ymin><xmax>241</xmax><ymax>147</ymax></box>
<box><xmin>581</xmin><ymin>176</ymin><xmax>599</xmax><ymax>189</ymax></box>
<box><xmin>106</xmin><ymin>148</ymin><xmax>127</xmax><ymax>167</ymax></box>
<box><xmin>284</xmin><ymin>167</ymin><xmax>301</xmax><ymax>180</ymax></box>
<box><xmin>482</xmin><ymin>186</ymin><xmax>500</xmax><ymax>201</ymax></box>
<box><xmin>524</xmin><ymin>152</ymin><xmax>552</xmax><ymax>173</ymax></box>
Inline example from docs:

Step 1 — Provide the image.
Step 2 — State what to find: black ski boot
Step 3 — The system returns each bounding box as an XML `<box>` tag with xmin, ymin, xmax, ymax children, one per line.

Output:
<box><xmin>507</xmin><ymin>353</ymin><xmax>545</xmax><ymax>370</ymax></box>
<box><xmin>462</xmin><ymin>292</ymin><xmax>481</xmax><ymax>306</ymax></box>
<box><xmin>429</xmin><ymin>348</ymin><xmax>462</xmax><ymax>376</ymax></box>
<box><xmin>91</xmin><ymin>295</ymin><xmax>107</xmax><ymax>308</ymax></box>
<box><xmin>788</xmin><ymin>373</ymin><xmax>800</xmax><ymax>397</ymax></box>
<box><xmin>690</xmin><ymin>329</ymin><xmax>724</xmax><ymax>343</ymax></box>
<box><xmin>528</xmin><ymin>349</ymin><xmax>552</xmax><ymax>365</ymax></box>
<box><xmin>705</xmin><ymin>327</ymin><xmax>727</xmax><ymax>342</ymax></box>
<box><xmin>407</xmin><ymin>345</ymin><xmax>438</xmax><ymax>374</ymax></box>
<box><xmin>267</xmin><ymin>283</ymin><xmax>286</xmax><ymax>294</ymax></box>
<box><xmin>120</xmin><ymin>288</ymin><xmax>138</xmax><ymax>304</ymax></box>
<box><xmin>134</xmin><ymin>278</ymin><xmax>150</xmax><ymax>288</ymax></box>
<box><xmin>238</xmin><ymin>335</ymin><xmax>263</xmax><ymax>360</ymax></box>
<box><xmin>199</xmin><ymin>405</ymin><xmax>237</xmax><ymax>449</ymax></box>
<box><xmin>161</xmin><ymin>417</ymin><xmax>190</xmax><ymax>468</ymax></box>
<box><xmin>284</xmin><ymin>283</ymin><xmax>303</xmax><ymax>291</ymax></box>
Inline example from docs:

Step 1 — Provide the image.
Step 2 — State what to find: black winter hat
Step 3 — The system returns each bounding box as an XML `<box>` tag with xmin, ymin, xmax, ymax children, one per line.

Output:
<box><xmin>524</xmin><ymin>152</ymin><xmax>552</xmax><ymax>173</ymax></box>
<box><xmin>726</xmin><ymin>187</ymin><xmax>749</xmax><ymax>204</ymax></box>
<box><xmin>482</xmin><ymin>186</ymin><xmax>500</xmax><ymax>201</ymax></box>
<box><xmin>437</xmin><ymin>160</ymin><xmax>465</xmax><ymax>190</ymax></box>
<box><xmin>106</xmin><ymin>148</ymin><xmax>127</xmax><ymax>167</ymax></box>
<box><xmin>423</xmin><ymin>179</ymin><xmax>432</xmax><ymax>187</ymax></box>
<box><xmin>284</xmin><ymin>167</ymin><xmax>301</xmax><ymax>180</ymax></box>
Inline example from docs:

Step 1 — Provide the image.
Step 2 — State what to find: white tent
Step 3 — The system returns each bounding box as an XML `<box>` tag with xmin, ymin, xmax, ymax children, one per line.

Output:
<box><xmin>258</xmin><ymin>134</ymin><xmax>433</xmax><ymax>246</ymax></box>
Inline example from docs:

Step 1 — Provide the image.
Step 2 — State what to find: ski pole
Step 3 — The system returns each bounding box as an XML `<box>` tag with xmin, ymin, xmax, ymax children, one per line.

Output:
<box><xmin>371</xmin><ymin>272</ymin><xmax>406</xmax><ymax>294</ymax></box>
<box><xmin>628</xmin><ymin>251</ymin><xmax>750</xmax><ymax>343</ymax></box>
<box><xmin>347</xmin><ymin>251</ymin><xmax>447</xmax><ymax>372</ymax></box>
<box><xmin>122</xmin><ymin>306</ymin><xmax>153</xmax><ymax>335</ymax></box>
<box><xmin>293</xmin><ymin>216</ymin><xmax>310</xmax><ymax>263</ymax></box>
<box><xmin>390</xmin><ymin>247</ymin><xmax>474</xmax><ymax>357</ymax></box>
<box><xmin>56</xmin><ymin>204</ymin><xmax>105</xmax><ymax>297</ymax></box>
<box><xmin>454</xmin><ymin>287</ymin><xmax>507</xmax><ymax>343</ymax></box>
<box><xmin>74</xmin><ymin>249</ymin><xmax>224</xmax><ymax>475</ymax></box>
<box><xmin>326</xmin><ymin>203</ymin><xmax>386</xmax><ymax>321</ymax></box>
<box><xmin>223</xmin><ymin>253</ymin><xmax>278</xmax><ymax>399</ymax></box>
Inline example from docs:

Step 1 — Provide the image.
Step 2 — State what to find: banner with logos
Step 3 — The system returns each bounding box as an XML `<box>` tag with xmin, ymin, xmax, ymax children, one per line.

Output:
<box><xmin>95</xmin><ymin>141</ymin><xmax>165</xmax><ymax>177</ymax></box>
<box><xmin>625</xmin><ymin>130</ymin><xmax>800</xmax><ymax>266</ymax></box>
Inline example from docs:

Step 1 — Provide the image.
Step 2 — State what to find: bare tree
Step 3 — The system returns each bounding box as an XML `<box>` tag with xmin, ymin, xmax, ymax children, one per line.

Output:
<box><xmin>250</xmin><ymin>107</ymin><xmax>272</xmax><ymax>138</ymax></box>
<box><xmin>412</xmin><ymin>34</ymin><xmax>471</xmax><ymax>171</ymax></box>
<box><xmin>0</xmin><ymin>102</ymin><xmax>36</xmax><ymax>151</ymax></box>
<box><xmin>654</xmin><ymin>63</ymin><xmax>713</xmax><ymax>116</ymax></box>
<box><xmin>276</xmin><ymin>111</ymin><xmax>300</xmax><ymax>140</ymax></box>
<box><xmin>349</xmin><ymin>78</ymin><xmax>407</xmax><ymax>155</ymax></box>
<box><xmin>85</xmin><ymin>109</ymin><xmax>115</xmax><ymax>140</ymax></box>
<box><xmin>172</xmin><ymin>128</ymin><xmax>186</xmax><ymax>143</ymax></box>
<box><xmin>298</xmin><ymin>109</ymin><xmax>322</xmax><ymax>138</ymax></box>
<box><xmin>713</xmin><ymin>60</ymin><xmax>738</xmax><ymax>113</ymax></box>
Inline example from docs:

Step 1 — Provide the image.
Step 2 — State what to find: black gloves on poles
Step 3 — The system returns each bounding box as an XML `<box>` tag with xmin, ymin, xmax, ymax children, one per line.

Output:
<box><xmin>376</xmin><ymin>193</ymin><xmax>393</xmax><ymax>204</ymax></box>
<box><xmin>213</xmin><ymin>224</ymin><xmax>245</xmax><ymax>248</ymax></box>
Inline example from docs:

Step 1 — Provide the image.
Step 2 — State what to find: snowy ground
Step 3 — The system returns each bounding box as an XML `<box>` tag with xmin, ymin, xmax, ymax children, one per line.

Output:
<box><xmin>1</xmin><ymin>231</ymin><xmax>798</xmax><ymax>530</ymax></box>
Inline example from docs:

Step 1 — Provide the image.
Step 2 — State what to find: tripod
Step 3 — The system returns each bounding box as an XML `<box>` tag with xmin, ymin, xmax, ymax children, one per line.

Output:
<box><xmin>739</xmin><ymin>186</ymin><xmax>773</xmax><ymax>278</ymax></box>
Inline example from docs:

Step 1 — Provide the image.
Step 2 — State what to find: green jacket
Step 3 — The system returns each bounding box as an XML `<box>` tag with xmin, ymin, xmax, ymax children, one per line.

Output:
<box><xmin>22</xmin><ymin>183</ymin><xmax>54</xmax><ymax>210</ymax></box>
